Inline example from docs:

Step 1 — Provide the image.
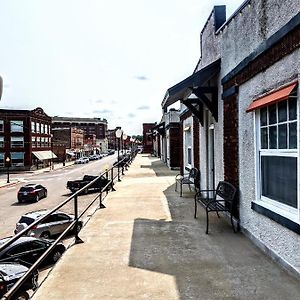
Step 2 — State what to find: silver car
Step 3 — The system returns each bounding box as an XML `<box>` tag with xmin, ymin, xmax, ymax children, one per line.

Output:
<box><xmin>14</xmin><ymin>209</ymin><xmax>83</xmax><ymax>239</ymax></box>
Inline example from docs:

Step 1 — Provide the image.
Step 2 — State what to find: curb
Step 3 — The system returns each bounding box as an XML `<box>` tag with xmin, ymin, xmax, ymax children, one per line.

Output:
<box><xmin>0</xmin><ymin>180</ymin><xmax>20</xmax><ymax>189</ymax></box>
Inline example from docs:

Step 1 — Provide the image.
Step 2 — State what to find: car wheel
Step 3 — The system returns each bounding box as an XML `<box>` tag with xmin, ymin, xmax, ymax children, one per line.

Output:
<box><xmin>52</xmin><ymin>250</ymin><xmax>63</xmax><ymax>263</ymax></box>
<box><xmin>35</xmin><ymin>194</ymin><xmax>39</xmax><ymax>202</ymax></box>
<box><xmin>44</xmin><ymin>190</ymin><xmax>47</xmax><ymax>198</ymax></box>
<box><xmin>13</xmin><ymin>291</ymin><xmax>29</xmax><ymax>300</ymax></box>
<box><xmin>40</xmin><ymin>231</ymin><xmax>51</xmax><ymax>239</ymax></box>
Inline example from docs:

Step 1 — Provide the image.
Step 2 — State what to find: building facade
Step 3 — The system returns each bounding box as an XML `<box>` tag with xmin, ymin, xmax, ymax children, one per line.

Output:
<box><xmin>159</xmin><ymin>0</ymin><xmax>300</xmax><ymax>276</ymax></box>
<box><xmin>0</xmin><ymin>107</ymin><xmax>56</xmax><ymax>171</ymax></box>
<box><xmin>51</xmin><ymin>116</ymin><xmax>108</xmax><ymax>153</ymax></box>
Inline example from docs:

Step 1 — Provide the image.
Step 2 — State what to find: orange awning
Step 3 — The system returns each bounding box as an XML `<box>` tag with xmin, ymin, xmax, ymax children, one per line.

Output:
<box><xmin>246</xmin><ymin>81</ymin><xmax>298</xmax><ymax>112</ymax></box>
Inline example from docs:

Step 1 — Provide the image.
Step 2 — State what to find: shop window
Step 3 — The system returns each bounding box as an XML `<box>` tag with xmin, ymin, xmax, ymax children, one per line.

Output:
<box><xmin>10</xmin><ymin>121</ymin><xmax>24</xmax><ymax>133</ymax></box>
<box><xmin>11</xmin><ymin>152</ymin><xmax>24</xmax><ymax>167</ymax></box>
<box><xmin>0</xmin><ymin>153</ymin><xmax>4</xmax><ymax>167</ymax></box>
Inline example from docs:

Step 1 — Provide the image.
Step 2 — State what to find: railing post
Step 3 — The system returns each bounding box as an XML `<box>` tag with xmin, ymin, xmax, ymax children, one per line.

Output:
<box><xmin>74</xmin><ymin>194</ymin><xmax>83</xmax><ymax>244</ymax></box>
<box><xmin>105</xmin><ymin>169</ymin><xmax>109</xmax><ymax>195</ymax></box>
<box><xmin>99</xmin><ymin>190</ymin><xmax>105</xmax><ymax>209</ymax></box>
<box><xmin>122</xmin><ymin>162</ymin><xmax>124</xmax><ymax>175</ymax></box>
<box><xmin>111</xmin><ymin>168</ymin><xmax>116</xmax><ymax>191</ymax></box>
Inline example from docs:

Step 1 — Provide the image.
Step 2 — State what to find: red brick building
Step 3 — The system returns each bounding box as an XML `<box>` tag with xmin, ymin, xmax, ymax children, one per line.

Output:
<box><xmin>142</xmin><ymin>123</ymin><xmax>155</xmax><ymax>153</ymax></box>
<box><xmin>0</xmin><ymin>107</ymin><xmax>55</xmax><ymax>171</ymax></box>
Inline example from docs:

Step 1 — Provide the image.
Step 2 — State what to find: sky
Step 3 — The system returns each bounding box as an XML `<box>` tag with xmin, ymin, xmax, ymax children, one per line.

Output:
<box><xmin>0</xmin><ymin>0</ymin><xmax>242</xmax><ymax>135</ymax></box>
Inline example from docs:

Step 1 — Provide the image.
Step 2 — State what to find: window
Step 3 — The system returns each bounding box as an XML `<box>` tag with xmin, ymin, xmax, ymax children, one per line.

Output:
<box><xmin>36</xmin><ymin>123</ymin><xmax>40</xmax><ymax>133</ymax></box>
<box><xmin>0</xmin><ymin>153</ymin><xmax>4</xmax><ymax>167</ymax></box>
<box><xmin>31</xmin><ymin>121</ymin><xmax>36</xmax><ymax>133</ymax></box>
<box><xmin>11</xmin><ymin>136</ymin><xmax>24</xmax><ymax>148</ymax></box>
<box><xmin>256</xmin><ymin>89</ymin><xmax>298</xmax><ymax>219</ymax></box>
<box><xmin>0</xmin><ymin>136</ymin><xmax>4</xmax><ymax>148</ymax></box>
<box><xmin>11</xmin><ymin>152</ymin><xmax>24</xmax><ymax>166</ymax></box>
<box><xmin>0</xmin><ymin>120</ymin><xmax>4</xmax><ymax>132</ymax></box>
<box><xmin>41</xmin><ymin>123</ymin><xmax>44</xmax><ymax>134</ymax></box>
<box><xmin>187</xmin><ymin>147</ymin><xmax>192</xmax><ymax>165</ymax></box>
<box><xmin>184</xmin><ymin>123</ymin><xmax>192</xmax><ymax>167</ymax></box>
<box><xmin>10</xmin><ymin>120</ymin><xmax>24</xmax><ymax>133</ymax></box>
<box><xmin>32</xmin><ymin>136</ymin><xmax>36</xmax><ymax>148</ymax></box>
<box><xmin>37</xmin><ymin>137</ymin><xmax>41</xmax><ymax>147</ymax></box>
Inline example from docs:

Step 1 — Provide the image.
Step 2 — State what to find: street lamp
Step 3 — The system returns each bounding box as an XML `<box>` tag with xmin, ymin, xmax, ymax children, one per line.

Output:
<box><xmin>115</xmin><ymin>129</ymin><xmax>122</xmax><ymax>182</ymax></box>
<box><xmin>5</xmin><ymin>156</ymin><xmax>10</xmax><ymax>183</ymax></box>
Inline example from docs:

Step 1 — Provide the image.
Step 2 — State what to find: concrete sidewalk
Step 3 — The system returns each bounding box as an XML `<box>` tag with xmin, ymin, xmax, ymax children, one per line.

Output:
<box><xmin>32</xmin><ymin>155</ymin><xmax>300</xmax><ymax>300</ymax></box>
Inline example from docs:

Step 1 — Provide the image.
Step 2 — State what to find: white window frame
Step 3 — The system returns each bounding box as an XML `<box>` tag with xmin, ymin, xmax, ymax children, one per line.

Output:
<box><xmin>254</xmin><ymin>93</ymin><xmax>300</xmax><ymax>223</ymax></box>
<box><xmin>32</xmin><ymin>136</ymin><xmax>36</xmax><ymax>148</ymax></box>
<box><xmin>11</xmin><ymin>136</ymin><xmax>24</xmax><ymax>148</ymax></box>
<box><xmin>183</xmin><ymin>119</ymin><xmax>193</xmax><ymax>169</ymax></box>
<box><xmin>31</xmin><ymin>121</ymin><xmax>36</xmax><ymax>133</ymax></box>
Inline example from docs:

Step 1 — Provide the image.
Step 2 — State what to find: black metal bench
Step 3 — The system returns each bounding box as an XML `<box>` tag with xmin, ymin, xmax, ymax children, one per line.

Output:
<box><xmin>194</xmin><ymin>181</ymin><xmax>237</xmax><ymax>234</ymax></box>
<box><xmin>175</xmin><ymin>167</ymin><xmax>199</xmax><ymax>197</ymax></box>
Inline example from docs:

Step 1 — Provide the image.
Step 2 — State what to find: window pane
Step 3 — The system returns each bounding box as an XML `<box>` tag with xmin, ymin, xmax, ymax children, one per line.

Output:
<box><xmin>0</xmin><ymin>120</ymin><xmax>4</xmax><ymax>132</ymax></box>
<box><xmin>260</xmin><ymin>108</ymin><xmax>267</xmax><ymax>126</ymax></box>
<box><xmin>260</xmin><ymin>128</ymin><xmax>268</xmax><ymax>149</ymax></box>
<box><xmin>268</xmin><ymin>104</ymin><xmax>277</xmax><ymax>125</ymax></box>
<box><xmin>11</xmin><ymin>121</ymin><xmax>24</xmax><ymax>132</ymax></box>
<box><xmin>289</xmin><ymin>122</ymin><xmax>297</xmax><ymax>149</ymax></box>
<box><xmin>269</xmin><ymin>126</ymin><xmax>277</xmax><ymax>149</ymax></box>
<box><xmin>289</xmin><ymin>98</ymin><xmax>297</xmax><ymax>120</ymax></box>
<box><xmin>278</xmin><ymin>101</ymin><xmax>287</xmax><ymax>122</ymax></box>
<box><xmin>261</xmin><ymin>156</ymin><xmax>297</xmax><ymax>208</ymax></box>
<box><xmin>278</xmin><ymin>124</ymin><xmax>287</xmax><ymax>149</ymax></box>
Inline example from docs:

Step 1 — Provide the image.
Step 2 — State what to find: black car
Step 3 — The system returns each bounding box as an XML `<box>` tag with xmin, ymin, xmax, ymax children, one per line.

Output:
<box><xmin>17</xmin><ymin>184</ymin><xmax>47</xmax><ymax>203</ymax></box>
<box><xmin>0</xmin><ymin>237</ymin><xmax>66</xmax><ymax>268</ymax></box>
<box><xmin>0</xmin><ymin>262</ymin><xmax>38</xmax><ymax>300</ymax></box>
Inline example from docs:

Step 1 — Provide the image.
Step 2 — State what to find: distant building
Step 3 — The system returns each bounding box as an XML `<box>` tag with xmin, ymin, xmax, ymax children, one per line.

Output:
<box><xmin>51</xmin><ymin>127</ymin><xmax>84</xmax><ymax>161</ymax></box>
<box><xmin>142</xmin><ymin>123</ymin><xmax>155</xmax><ymax>154</ymax></box>
<box><xmin>107</xmin><ymin>128</ymin><xmax>119</xmax><ymax>150</ymax></box>
<box><xmin>51</xmin><ymin>116</ymin><xmax>108</xmax><ymax>153</ymax></box>
<box><xmin>0</xmin><ymin>107</ymin><xmax>56</xmax><ymax>171</ymax></box>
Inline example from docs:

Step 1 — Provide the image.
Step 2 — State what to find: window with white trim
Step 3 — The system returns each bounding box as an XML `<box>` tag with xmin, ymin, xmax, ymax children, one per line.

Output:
<box><xmin>10</xmin><ymin>121</ymin><xmax>24</xmax><ymax>133</ymax></box>
<box><xmin>256</xmin><ymin>88</ymin><xmax>298</xmax><ymax>217</ymax></box>
<box><xmin>184</xmin><ymin>124</ymin><xmax>192</xmax><ymax>167</ymax></box>
<box><xmin>11</xmin><ymin>136</ymin><xmax>24</xmax><ymax>148</ymax></box>
<box><xmin>11</xmin><ymin>152</ymin><xmax>24</xmax><ymax>167</ymax></box>
<box><xmin>0</xmin><ymin>136</ymin><xmax>4</xmax><ymax>148</ymax></box>
<box><xmin>31</xmin><ymin>121</ymin><xmax>36</xmax><ymax>133</ymax></box>
<box><xmin>32</xmin><ymin>136</ymin><xmax>36</xmax><ymax>148</ymax></box>
<box><xmin>36</xmin><ymin>123</ymin><xmax>40</xmax><ymax>133</ymax></box>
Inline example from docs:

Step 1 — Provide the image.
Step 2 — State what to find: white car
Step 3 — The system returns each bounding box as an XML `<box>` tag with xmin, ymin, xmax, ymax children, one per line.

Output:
<box><xmin>74</xmin><ymin>157</ymin><xmax>89</xmax><ymax>164</ymax></box>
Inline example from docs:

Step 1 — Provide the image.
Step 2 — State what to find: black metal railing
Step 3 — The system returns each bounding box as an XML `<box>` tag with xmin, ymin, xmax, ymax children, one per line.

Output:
<box><xmin>0</xmin><ymin>150</ymin><xmax>137</xmax><ymax>300</ymax></box>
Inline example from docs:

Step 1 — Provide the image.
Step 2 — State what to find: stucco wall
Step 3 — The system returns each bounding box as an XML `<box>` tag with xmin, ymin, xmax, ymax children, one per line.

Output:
<box><xmin>238</xmin><ymin>49</ymin><xmax>300</xmax><ymax>272</ymax></box>
<box><xmin>220</xmin><ymin>0</ymin><xmax>300</xmax><ymax>77</ymax></box>
<box><xmin>197</xmin><ymin>10</ymin><xmax>222</xmax><ymax>71</ymax></box>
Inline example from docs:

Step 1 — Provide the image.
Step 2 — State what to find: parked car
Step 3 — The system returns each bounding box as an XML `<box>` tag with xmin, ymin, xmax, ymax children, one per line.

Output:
<box><xmin>74</xmin><ymin>157</ymin><xmax>89</xmax><ymax>164</ymax></box>
<box><xmin>17</xmin><ymin>184</ymin><xmax>47</xmax><ymax>203</ymax></box>
<box><xmin>14</xmin><ymin>210</ymin><xmax>83</xmax><ymax>239</ymax></box>
<box><xmin>0</xmin><ymin>262</ymin><xmax>38</xmax><ymax>300</ymax></box>
<box><xmin>88</xmin><ymin>155</ymin><xmax>98</xmax><ymax>161</ymax></box>
<box><xmin>107</xmin><ymin>149</ymin><xmax>115</xmax><ymax>155</ymax></box>
<box><xmin>66</xmin><ymin>175</ymin><xmax>111</xmax><ymax>194</ymax></box>
<box><xmin>0</xmin><ymin>236</ymin><xmax>66</xmax><ymax>267</ymax></box>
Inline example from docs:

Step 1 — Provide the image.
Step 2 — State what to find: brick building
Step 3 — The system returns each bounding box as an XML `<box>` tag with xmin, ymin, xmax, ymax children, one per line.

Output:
<box><xmin>0</xmin><ymin>107</ymin><xmax>56</xmax><ymax>171</ymax></box>
<box><xmin>51</xmin><ymin>116</ymin><xmax>108</xmax><ymax>153</ymax></box>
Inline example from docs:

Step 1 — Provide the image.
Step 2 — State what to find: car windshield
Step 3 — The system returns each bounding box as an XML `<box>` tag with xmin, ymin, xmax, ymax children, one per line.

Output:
<box><xmin>19</xmin><ymin>187</ymin><xmax>34</xmax><ymax>192</ymax></box>
<box><xmin>18</xmin><ymin>216</ymin><xmax>35</xmax><ymax>225</ymax></box>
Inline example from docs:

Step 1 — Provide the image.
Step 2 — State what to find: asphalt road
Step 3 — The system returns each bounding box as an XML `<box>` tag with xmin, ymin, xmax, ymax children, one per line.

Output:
<box><xmin>0</xmin><ymin>154</ymin><xmax>118</xmax><ymax>238</ymax></box>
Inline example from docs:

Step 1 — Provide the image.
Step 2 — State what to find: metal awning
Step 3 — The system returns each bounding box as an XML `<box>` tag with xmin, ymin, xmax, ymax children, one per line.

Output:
<box><xmin>161</xmin><ymin>59</ymin><xmax>221</xmax><ymax>109</ymax></box>
<box><xmin>33</xmin><ymin>151</ymin><xmax>57</xmax><ymax>161</ymax></box>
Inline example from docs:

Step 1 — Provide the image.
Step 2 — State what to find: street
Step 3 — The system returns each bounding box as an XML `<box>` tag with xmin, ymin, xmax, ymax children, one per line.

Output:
<box><xmin>0</xmin><ymin>154</ymin><xmax>118</xmax><ymax>238</ymax></box>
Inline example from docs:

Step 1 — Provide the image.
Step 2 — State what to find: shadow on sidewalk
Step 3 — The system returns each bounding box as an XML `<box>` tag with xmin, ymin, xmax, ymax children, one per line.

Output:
<box><xmin>128</xmin><ymin>173</ymin><xmax>300</xmax><ymax>299</ymax></box>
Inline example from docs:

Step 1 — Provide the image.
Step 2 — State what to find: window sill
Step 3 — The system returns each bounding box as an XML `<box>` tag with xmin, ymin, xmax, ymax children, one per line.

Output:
<box><xmin>251</xmin><ymin>201</ymin><xmax>300</xmax><ymax>235</ymax></box>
